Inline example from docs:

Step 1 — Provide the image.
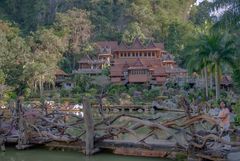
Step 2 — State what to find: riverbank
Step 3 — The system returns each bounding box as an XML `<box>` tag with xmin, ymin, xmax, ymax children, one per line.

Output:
<box><xmin>0</xmin><ymin>147</ymin><xmax>172</xmax><ymax>161</ymax></box>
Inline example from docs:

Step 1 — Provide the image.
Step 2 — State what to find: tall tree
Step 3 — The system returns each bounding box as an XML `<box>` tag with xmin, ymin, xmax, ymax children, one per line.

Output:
<box><xmin>24</xmin><ymin>28</ymin><xmax>65</xmax><ymax>96</ymax></box>
<box><xmin>55</xmin><ymin>8</ymin><xmax>92</xmax><ymax>69</ymax></box>
<box><xmin>189</xmin><ymin>0</ymin><xmax>214</xmax><ymax>25</ymax></box>
<box><xmin>184</xmin><ymin>29</ymin><xmax>237</xmax><ymax>100</ymax></box>
<box><xmin>0</xmin><ymin>21</ymin><xmax>30</xmax><ymax>96</ymax></box>
<box><xmin>213</xmin><ymin>0</ymin><xmax>240</xmax><ymax>29</ymax></box>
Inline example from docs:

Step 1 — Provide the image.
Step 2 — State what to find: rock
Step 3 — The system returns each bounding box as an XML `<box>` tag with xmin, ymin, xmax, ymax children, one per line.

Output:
<box><xmin>120</xmin><ymin>93</ymin><xmax>132</xmax><ymax>105</ymax></box>
<box><xmin>227</xmin><ymin>152</ymin><xmax>240</xmax><ymax>161</ymax></box>
<box><xmin>208</xmin><ymin>108</ymin><xmax>220</xmax><ymax>117</ymax></box>
<box><xmin>163</xmin><ymin>100</ymin><xmax>177</xmax><ymax>109</ymax></box>
<box><xmin>133</xmin><ymin>91</ymin><xmax>142</xmax><ymax>98</ymax></box>
<box><xmin>113</xmin><ymin>108</ymin><xmax>119</xmax><ymax>113</ymax></box>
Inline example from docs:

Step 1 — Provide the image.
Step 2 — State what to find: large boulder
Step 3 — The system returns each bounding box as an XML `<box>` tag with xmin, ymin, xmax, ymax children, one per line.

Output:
<box><xmin>133</xmin><ymin>91</ymin><xmax>142</xmax><ymax>99</ymax></box>
<box><xmin>227</xmin><ymin>152</ymin><xmax>240</xmax><ymax>161</ymax></box>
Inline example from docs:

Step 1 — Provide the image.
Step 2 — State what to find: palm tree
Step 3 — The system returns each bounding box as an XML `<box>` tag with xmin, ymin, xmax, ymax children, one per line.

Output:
<box><xmin>185</xmin><ymin>31</ymin><xmax>236</xmax><ymax>100</ymax></box>
<box><xmin>206</xmin><ymin>32</ymin><xmax>236</xmax><ymax>99</ymax></box>
<box><xmin>184</xmin><ymin>35</ymin><xmax>212</xmax><ymax>99</ymax></box>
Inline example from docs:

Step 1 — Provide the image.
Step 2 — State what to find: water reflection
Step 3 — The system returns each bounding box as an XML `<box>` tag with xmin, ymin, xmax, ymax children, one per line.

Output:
<box><xmin>0</xmin><ymin>148</ymin><xmax>171</xmax><ymax>161</ymax></box>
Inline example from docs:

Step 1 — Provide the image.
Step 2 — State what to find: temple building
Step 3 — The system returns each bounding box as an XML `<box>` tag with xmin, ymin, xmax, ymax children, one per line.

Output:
<box><xmin>55</xmin><ymin>69</ymin><xmax>74</xmax><ymax>89</ymax></box>
<box><xmin>73</xmin><ymin>55</ymin><xmax>105</xmax><ymax>75</ymax></box>
<box><xmin>75</xmin><ymin>38</ymin><xmax>187</xmax><ymax>85</ymax></box>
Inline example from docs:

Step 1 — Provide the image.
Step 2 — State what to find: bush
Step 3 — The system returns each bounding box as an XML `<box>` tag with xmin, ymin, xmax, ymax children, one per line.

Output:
<box><xmin>72</xmin><ymin>86</ymin><xmax>82</xmax><ymax>94</ymax></box>
<box><xmin>107</xmin><ymin>84</ymin><xmax>128</xmax><ymax>96</ymax></box>
<box><xmin>101</xmin><ymin>66</ymin><xmax>110</xmax><ymax>76</ymax></box>
<box><xmin>60</xmin><ymin>89</ymin><xmax>71</xmax><ymax>97</ymax></box>
<box><xmin>60</xmin><ymin>97</ymin><xmax>78</xmax><ymax>104</ymax></box>
<box><xmin>182</xmin><ymin>82</ymin><xmax>190</xmax><ymax>90</ymax></box>
<box><xmin>234</xmin><ymin>100</ymin><xmax>240</xmax><ymax>125</ymax></box>
<box><xmin>143</xmin><ymin>88</ymin><xmax>161</xmax><ymax>101</ymax></box>
<box><xmin>165</xmin><ymin>81</ymin><xmax>180</xmax><ymax>89</ymax></box>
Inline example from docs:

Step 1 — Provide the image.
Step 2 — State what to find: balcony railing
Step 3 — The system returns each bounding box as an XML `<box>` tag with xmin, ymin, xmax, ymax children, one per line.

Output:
<box><xmin>73</xmin><ymin>69</ymin><xmax>102</xmax><ymax>74</ymax></box>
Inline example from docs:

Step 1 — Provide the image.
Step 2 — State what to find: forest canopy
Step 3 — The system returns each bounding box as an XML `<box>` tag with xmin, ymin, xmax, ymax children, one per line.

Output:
<box><xmin>0</xmin><ymin>0</ymin><xmax>239</xmax><ymax>101</ymax></box>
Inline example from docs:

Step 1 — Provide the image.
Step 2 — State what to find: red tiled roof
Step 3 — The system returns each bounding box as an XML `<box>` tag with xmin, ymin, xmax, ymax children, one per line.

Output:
<box><xmin>111</xmin><ymin>77</ymin><xmax>121</xmax><ymax>83</ymax></box>
<box><xmin>131</xmin><ymin>38</ymin><xmax>144</xmax><ymax>49</ymax></box>
<box><xmin>154</xmin><ymin>43</ymin><xmax>164</xmax><ymax>49</ymax></box>
<box><xmin>133</xmin><ymin>58</ymin><xmax>145</xmax><ymax>67</ymax></box>
<box><xmin>110</xmin><ymin>66</ymin><xmax>124</xmax><ymax>76</ymax></box>
<box><xmin>147</xmin><ymin>40</ymin><xmax>156</xmax><ymax>48</ymax></box>
<box><xmin>94</xmin><ymin>38</ymin><xmax>165</xmax><ymax>51</ymax></box>
<box><xmin>96</xmin><ymin>41</ymin><xmax>118</xmax><ymax>50</ymax></box>
<box><xmin>78</xmin><ymin>55</ymin><xmax>92</xmax><ymax>63</ymax></box>
<box><xmin>153</xmin><ymin>67</ymin><xmax>167</xmax><ymax>76</ymax></box>
<box><xmin>156</xmin><ymin>77</ymin><xmax>167</xmax><ymax>83</ymax></box>
<box><xmin>221</xmin><ymin>75</ymin><xmax>232</xmax><ymax>85</ymax></box>
<box><xmin>165</xmin><ymin>67</ymin><xmax>187</xmax><ymax>74</ymax></box>
<box><xmin>114</xmin><ymin>58</ymin><xmax>162</xmax><ymax>67</ymax></box>
<box><xmin>128</xmin><ymin>58</ymin><xmax>148</xmax><ymax>70</ymax></box>
<box><xmin>55</xmin><ymin>69</ymin><xmax>68</xmax><ymax>76</ymax></box>
<box><xmin>78</xmin><ymin>55</ymin><xmax>104</xmax><ymax>64</ymax></box>
<box><xmin>123</xmin><ymin>61</ymin><xmax>129</xmax><ymax>69</ymax></box>
<box><xmin>118</xmin><ymin>42</ymin><xmax>128</xmax><ymax>50</ymax></box>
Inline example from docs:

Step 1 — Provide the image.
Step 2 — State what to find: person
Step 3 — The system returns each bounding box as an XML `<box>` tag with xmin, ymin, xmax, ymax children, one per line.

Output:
<box><xmin>218</xmin><ymin>101</ymin><xmax>231</xmax><ymax>150</ymax></box>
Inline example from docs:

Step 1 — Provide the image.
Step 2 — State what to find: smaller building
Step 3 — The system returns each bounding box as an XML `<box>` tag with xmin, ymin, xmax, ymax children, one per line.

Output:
<box><xmin>96</xmin><ymin>41</ymin><xmax>118</xmax><ymax>66</ymax></box>
<box><xmin>220</xmin><ymin>75</ymin><xmax>233</xmax><ymax>90</ymax></box>
<box><xmin>55</xmin><ymin>69</ymin><xmax>74</xmax><ymax>89</ymax></box>
<box><xmin>73</xmin><ymin>55</ymin><xmax>105</xmax><ymax>75</ymax></box>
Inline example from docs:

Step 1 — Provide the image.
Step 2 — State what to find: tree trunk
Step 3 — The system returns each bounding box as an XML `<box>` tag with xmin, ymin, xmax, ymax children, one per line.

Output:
<box><xmin>201</xmin><ymin>70</ymin><xmax>204</xmax><ymax>88</ymax></box>
<box><xmin>39</xmin><ymin>78</ymin><xmax>43</xmax><ymax>98</ymax></box>
<box><xmin>204</xmin><ymin>66</ymin><xmax>208</xmax><ymax>99</ymax></box>
<box><xmin>210</xmin><ymin>72</ymin><xmax>213</xmax><ymax>89</ymax></box>
<box><xmin>83</xmin><ymin>98</ymin><xmax>94</xmax><ymax>155</ymax></box>
<box><xmin>215</xmin><ymin>62</ymin><xmax>220</xmax><ymax>100</ymax></box>
<box><xmin>16</xmin><ymin>97</ymin><xmax>28</xmax><ymax>149</ymax></box>
<box><xmin>73</xmin><ymin>54</ymin><xmax>76</xmax><ymax>70</ymax></box>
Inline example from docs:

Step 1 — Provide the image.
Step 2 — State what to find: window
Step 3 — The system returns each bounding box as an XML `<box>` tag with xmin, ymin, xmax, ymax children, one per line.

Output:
<box><xmin>128</xmin><ymin>53</ymin><xmax>130</xmax><ymax>57</ymax></box>
<box><xmin>136</xmin><ymin>53</ymin><xmax>139</xmax><ymax>57</ymax></box>
<box><xmin>140</xmin><ymin>53</ymin><xmax>142</xmax><ymax>57</ymax></box>
<box><xmin>148</xmin><ymin>52</ymin><xmax>151</xmax><ymax>57</ymax></box>
<box><xmin>144</xmin><ymin>53</ymin><xmax>147</xmax><ymax>57</ymax></box>
<box><xmin>133</xmin><ymin>53</ymin><xmax>135</xmax><ymax>57</ymax></box>
<box><xmin>120</xmin><ymin>53</ymin><xmax>123</xmax><ymax>57</ymax></box>
<box><xmin>66</xmin><ymin>83</ymin><xmax>72</xmax><ymax>87</ymax></box>
<box><xmin>124</xmin><ymin>53</ymin><xmax>127</xmax><ymax>57</ymax></box>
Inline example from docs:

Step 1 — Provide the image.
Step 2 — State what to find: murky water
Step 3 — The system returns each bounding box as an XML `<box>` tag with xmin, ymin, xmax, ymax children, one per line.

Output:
<box><xmin>0</xmin><ymin>148</ymin><xmax>172</xmax><ymax>161</ymax></box>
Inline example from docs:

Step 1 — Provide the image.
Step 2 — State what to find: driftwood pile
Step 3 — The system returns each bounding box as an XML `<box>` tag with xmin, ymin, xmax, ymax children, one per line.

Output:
<box><xmin>0</xmin><ymin>97</ymin><xmax>240</xmax><ymax>161</ymax></box>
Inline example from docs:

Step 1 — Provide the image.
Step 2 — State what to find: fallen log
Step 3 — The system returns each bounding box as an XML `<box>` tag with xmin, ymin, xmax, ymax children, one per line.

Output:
<box><xmin>96</xmin><ymin>139</ymin><xmax>178</xmax><ymax>151</ymax></box>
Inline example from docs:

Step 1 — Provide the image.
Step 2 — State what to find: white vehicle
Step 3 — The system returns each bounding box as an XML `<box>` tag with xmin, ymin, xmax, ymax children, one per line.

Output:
<box><xmin>73</xmin><ymin>104</ymin><xmax>83</xmax><ymax>110</ymax></box>
<box><xmin>74</xmin><ymin>111</ymin><xmax>84</xmax><ymax>117</ymax></box>
<box><xmin>0</xmin><ymin>105</ymin><xmax>6</xmax><ymax>109</ymax></box>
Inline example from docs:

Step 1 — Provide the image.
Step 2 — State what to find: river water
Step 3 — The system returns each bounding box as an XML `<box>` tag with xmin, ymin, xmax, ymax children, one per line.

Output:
<box><xmin>0</xmin><ymin>148</ymin><xmax>172</xmax><ymax>161</ymax></box>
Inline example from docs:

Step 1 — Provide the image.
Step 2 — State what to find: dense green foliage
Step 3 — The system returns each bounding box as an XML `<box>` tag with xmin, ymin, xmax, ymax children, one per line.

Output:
<box><xmin>184</xmin><ymin>27</ymin><xmax>237</xmax><ymax>99</ymax></box>
<box><xmin>0</xmin><ymin>0</ymin><xmax>240</xmax><ymax>105</ymax></box>
<box><xmin>0</xmin><ymin>0</ymin><xmax>197</xmax><ymax>55</ymax></box>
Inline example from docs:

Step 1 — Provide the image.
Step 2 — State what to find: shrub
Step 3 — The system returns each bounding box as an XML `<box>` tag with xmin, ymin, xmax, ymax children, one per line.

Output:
<box><xmin>60</xmin><ymin>89</ymin><xmax>71</xmax><ymax>97</ymax></box>
<box><xmin>234</xmin><ymin>100</ymin><xmax>240</xmax><ymax>125</ymax></box>
<box><xmin>107</xmin><ymin>84</ymin><xmax>127</xmax><ymax>96</ymax></box>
